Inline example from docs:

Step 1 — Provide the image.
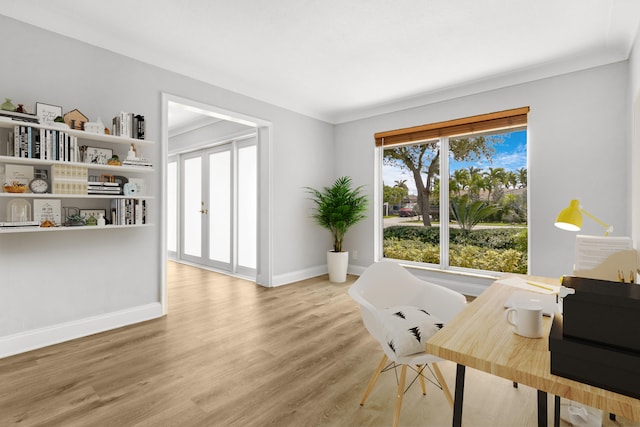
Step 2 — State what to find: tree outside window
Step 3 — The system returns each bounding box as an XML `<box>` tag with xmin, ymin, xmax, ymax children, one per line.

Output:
<box><xmin>382</xmin><ymin>128</ymin><xmax>528</xmax><ymax>274</ymax></box>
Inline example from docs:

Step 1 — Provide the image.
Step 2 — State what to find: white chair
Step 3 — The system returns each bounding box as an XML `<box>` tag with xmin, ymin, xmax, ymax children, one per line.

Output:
<box><xmin>348</xmin><ymin>261</ymin><xmax>467</xmax><ymax>427</ymax></box>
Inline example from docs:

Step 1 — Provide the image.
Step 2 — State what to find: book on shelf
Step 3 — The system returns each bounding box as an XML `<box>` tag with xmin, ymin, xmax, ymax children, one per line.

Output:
<box><xmin>51</xmin><ymin>164</ymin><xmax>88</xmax><ymax>194</ymax></box>
<box><xmin>0</xmin><ymin>110</ymin><xmax>39</xmax><ymax>123</ymax></box>
<box><xmin>111</xmin><ymin>112</ymin><xmax>145</xmax><ymax>140</ymax></box>
<box><xmin>7</xmin><ymin>125</ymin><xmax>79</xmax><ymax>161</ymax></box>
<box><xmin>87</xmin><ymin>182</ymin><xmax>122</xmax><ymax>195</ymax></box>
<box><xmin>110</xmin><ymin>198</ymin><xmax>146</xmax><ymax>225</ymax></box>
<box><xmin>0</xmin><ymin>220</ymin><xmax>39</xmax><ymax>227</ymax></box>
<box><xmin>121</xmin><ymin>158</ymin><xmax>152</xmax><ymax>167</ymax></box>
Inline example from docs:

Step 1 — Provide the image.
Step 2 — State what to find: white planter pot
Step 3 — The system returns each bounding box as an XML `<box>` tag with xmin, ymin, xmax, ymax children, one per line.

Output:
<box><xmin>327</xmin><ymin>250</ymin><xmax>349</xmax><ymax>283</ymax></box>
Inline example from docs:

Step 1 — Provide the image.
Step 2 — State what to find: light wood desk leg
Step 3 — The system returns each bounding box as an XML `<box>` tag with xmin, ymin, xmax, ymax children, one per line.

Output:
<box><xmin>537</xmin><ymin>390</ymin><xmax>548</xmax><ymax>427</ymax></box>
<box><xmin>453</xmin><ymin>364</ymin><xmax>465</xmax><ymax>427</ymax></box>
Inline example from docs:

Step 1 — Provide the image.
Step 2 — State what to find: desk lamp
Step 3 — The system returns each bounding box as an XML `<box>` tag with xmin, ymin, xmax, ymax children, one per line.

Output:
<box><xmin>554</xmin><ymin>199</ymin><xmax>613</xmax><ymax>236</ymax></box>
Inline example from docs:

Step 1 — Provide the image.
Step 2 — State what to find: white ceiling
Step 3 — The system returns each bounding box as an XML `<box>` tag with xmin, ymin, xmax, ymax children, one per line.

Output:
<box><xmin>3</xmin><ymin>1</ymin><xmax>640</xmax><ymax>123</ymax></box>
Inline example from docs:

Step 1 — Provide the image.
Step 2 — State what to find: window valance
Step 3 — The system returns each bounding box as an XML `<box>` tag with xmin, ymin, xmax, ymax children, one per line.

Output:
<box><xmin>374</xmin><ymin>106</ymin><xmax>529</xmax><ymax>147</ymax></box>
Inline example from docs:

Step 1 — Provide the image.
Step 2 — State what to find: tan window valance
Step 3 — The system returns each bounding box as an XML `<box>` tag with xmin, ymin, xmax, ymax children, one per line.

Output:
<box><xmin>374</xmin><ymin>106</ymin><xmax>529</xmax><ymax>147</ymax></box>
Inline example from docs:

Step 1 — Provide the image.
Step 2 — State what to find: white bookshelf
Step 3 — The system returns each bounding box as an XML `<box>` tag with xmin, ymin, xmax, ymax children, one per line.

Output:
<box><xmin>0</xmin><ymin>116</ymin><xmax>154</xmax><ymax>233</ymax></box>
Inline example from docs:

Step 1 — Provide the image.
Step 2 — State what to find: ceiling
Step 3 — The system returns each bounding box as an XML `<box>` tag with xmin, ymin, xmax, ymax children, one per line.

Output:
<box><xmin>3</xmin><ymin>1</ymin><xmax>640</xmax><ymax>124</ymax></box>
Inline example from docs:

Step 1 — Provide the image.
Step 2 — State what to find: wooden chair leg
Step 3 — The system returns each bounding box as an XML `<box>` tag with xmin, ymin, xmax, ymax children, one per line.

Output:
<box><xmin>360</xmin><ymin>354</ymin><xmax>388</xmax><ymax>405</ymax></box>
<box><xmin>417</xmin><ymin>364</ymin><xmax>427</xmax><ymax>395</ymax></box>
<box><xmin>393</xmin><ymin>365</ymin><xmax>407</xmax><ymax>427</ymax></box>
<box><xmin>433</xmin><ymin>363</ymin><xmax>455</xmax><ymax>410</ymax></box>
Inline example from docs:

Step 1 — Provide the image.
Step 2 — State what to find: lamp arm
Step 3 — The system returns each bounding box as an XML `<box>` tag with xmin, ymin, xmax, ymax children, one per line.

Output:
<box><xmin>579</xmin><ymin>207</ymin><xmax>614</xmax><ymax>236</ymax></box>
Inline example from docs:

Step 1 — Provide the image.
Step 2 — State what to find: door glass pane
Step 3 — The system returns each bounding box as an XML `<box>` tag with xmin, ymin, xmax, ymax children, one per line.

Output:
<box><xmin>167</xmin><ymin>160</ymin><xmax>177</xmax><ymax>253</ymax></box>
<box><xmin>210</xmin><ymin>151</ymin><xmax>231</xmax><ymax>263</ymax></box>
<box><xmin>238</xmin><ymin>144</ymin><xmax>257</xmax><ymax>269</ymax></box>
<box><xmin>183</xmin><ymin>156</ymin><xmax>202</xmax><ymax>257</ymax></box>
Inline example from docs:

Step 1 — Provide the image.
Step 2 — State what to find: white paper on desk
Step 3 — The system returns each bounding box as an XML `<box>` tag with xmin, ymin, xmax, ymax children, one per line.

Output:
<box><xmin>495</xmin><ymin>276</ymin><xmax>559</xmax><ymax>295</ymax></box>
<box><xmin>574</xmin><ymin>234</ymin><xmax>633</xmax><ymax>271</ymax></box>
<box><xmin>504</xmin><ymin>291</ymin><xmax>558</xmax><ymax>317</ymax></box>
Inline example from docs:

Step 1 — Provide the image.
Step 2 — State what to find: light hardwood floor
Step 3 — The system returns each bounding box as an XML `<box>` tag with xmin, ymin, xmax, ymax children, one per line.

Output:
<box><xmin>0</xmin><ymin>261</ymin><xmax>636</xmax><ymax>426</ymax></box>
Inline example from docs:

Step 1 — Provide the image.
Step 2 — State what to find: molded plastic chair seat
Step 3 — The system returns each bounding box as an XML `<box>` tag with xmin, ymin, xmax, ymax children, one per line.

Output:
<box><xmin>349</xmin><ymin>261</ymin><xmax>467</xmax><ymax>427</ymax></box>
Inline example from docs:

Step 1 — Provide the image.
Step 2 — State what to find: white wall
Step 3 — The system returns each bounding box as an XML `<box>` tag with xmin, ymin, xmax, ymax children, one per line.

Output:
<box><xmin>630</xmin><ymin>27</ymin><xmax>640</xmax><ymax>248</ymax></box>
<box><xmin>335</xmin><ymin>62</ymin><xmax>630</xmax><ymax>281</ymax></box>
<box><xmin>0</xmin><ymin>16</ymin><xmax>334</xmax><ymax>355</ymax></box>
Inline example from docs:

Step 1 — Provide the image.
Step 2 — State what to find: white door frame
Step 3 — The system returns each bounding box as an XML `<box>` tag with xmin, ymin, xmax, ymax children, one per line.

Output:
<box><xmin>161</xmin><ymin>93</ymin><xmax>273</xmax><ymax>314</ymax></box>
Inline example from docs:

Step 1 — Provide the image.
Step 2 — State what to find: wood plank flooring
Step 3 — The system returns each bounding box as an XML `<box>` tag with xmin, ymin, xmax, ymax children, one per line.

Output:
<box><xmin>0</xmin><ymin>261</ymin><xmax>636</xmax><ymax>426</ymax></box>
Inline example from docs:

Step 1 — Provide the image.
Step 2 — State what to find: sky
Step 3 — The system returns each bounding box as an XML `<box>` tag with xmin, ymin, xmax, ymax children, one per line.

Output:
<box><xmin>383</xmin><ymin>130</ymin><xmax>526</xmax><ymax>196</ymax></box>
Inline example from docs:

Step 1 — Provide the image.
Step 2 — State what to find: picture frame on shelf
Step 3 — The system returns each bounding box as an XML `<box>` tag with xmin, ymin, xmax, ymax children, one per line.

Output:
<box><xmin>36</xmin><ymin>102</ymin><xmax>62</xmax><ymax>123</ymax></box>
<box><xmin>33</xmin><ymin>199</ymin><xmax>61</xmax><ymax>226</ymax></box>
<box><xmin>79</xmin><ymin>209</ymin><xmax>106</xmax><ymax>221</ymax></box>
<box><xmin>84</xmin><ymin>147</ymin><xmax>113</xmax><ymax>165</ymax></box>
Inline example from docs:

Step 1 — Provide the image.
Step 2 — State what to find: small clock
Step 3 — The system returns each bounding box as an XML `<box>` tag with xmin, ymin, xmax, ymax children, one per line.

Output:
<box><xmin>29</xmin><ymin>176</ymin><xmax>49</xmax><ymax>194</ymax></box>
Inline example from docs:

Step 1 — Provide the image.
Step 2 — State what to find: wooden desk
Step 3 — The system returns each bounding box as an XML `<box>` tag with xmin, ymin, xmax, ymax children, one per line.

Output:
<box><xmin>426</xmin><ymin>277</ymin><xmax>640</xmax><ymax>427</ymax></box>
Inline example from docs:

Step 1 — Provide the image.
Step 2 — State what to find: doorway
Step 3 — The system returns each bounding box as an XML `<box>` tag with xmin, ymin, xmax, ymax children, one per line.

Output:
<box><xmin>161</xmin><ymin>93</ymin><xmax>273</xmax><ymax>312</ymax></box>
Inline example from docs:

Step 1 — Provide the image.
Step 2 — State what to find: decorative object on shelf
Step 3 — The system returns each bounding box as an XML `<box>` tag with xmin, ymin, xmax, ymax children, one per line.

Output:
<box><xmin>3</xmin><ymin>181</ymin><xmax>28</xmax><ymax>193</ymax></box>
<box><xmin>1</xmin><ymin>98</ymin><xmax>16</xmax><ymax>111</ymax></box>
<box><xmin>63</xmin><ymin>109</ymin><xmax>88</xmax><ymax>131</ymax></box>
<box><xmin>123</xmin><ymin>182</ymin><xmax>138</xmax><ymax>196</ymax></box>
<box><xmin>66</xmin><ymin>214</ymin><xmax>85</xmax><ymax>226</ymax></box>
<box><xmin>50</xmin><ymin>116</ymin><xmax>70</xmax><ymax>129</ymax></box>
<box><xmin>63</xmin><ymin>207</ymin><xmax>85</xmax><ymax>226</ymax></box>
<box><xmin>34</xmin><ymin>199</ymin><xmax>61</xmax><ymax>226</ymax></box>
<box><xmin>305</xmin><ymin>176</ymin><xmax>368</xmax><ymax>283</ymax></box>
<box><xmin>127</xmin><ymin>143</ymin><xmax>137</xmax><ymax>160</ymax></box>
<box><xmin>97</xmin><ymin>213</ymin><xmax>106</xmax><ymax>226</ymax></box>
<box><xmin>15</xmin><ymin>104</ymin><xmax>25</xmax><ymax>113</ymax></box>
<box><xmin>84</xmin><ymin>121</ymin><xmax>103</xmax><ymax>134</ymax></box>
<box><xmin>28</xmin><ymin>170</ymin><xmax>50</xmax><ymax>194</ymax></box>
<box><xmin>84</xmin><ymin>118</ymin><xmax>106</xmax><ymax>134</ymax></box>
<box><xmin>85</xmin><ymin>214</ymin><xmax>98</xmax><ymax>226</ymax></box>
<box><xmin>39</xmin><ymin>219</ymin><xmax>56</xmax><ymax>227</ymax></box>
<box><xmin>4</xmin><ymin>164</ymin><xmax>33</xmax><ymax>192</ymax></box>
<box><xmin>555</xmin><ymin>199</ymin><xmax>613</xmax><ymax>236</ymax></box>
<box><xmin>7</xmin><ymin>198</ymin><xmax>31</xmax><ymax>222</ymax></box>
<box><xmin>36</xmin><ymin>102</ymin><xmax>63</xmax><ymax>124</ymax></box>
<box><xmin>127</xmin><ymin>177</ymin><xmax>145</xmax><ymax>195</ymax></box>
<box><xmin>83</xmin><ymin>146</ymin><xmax>113</xmax><ymax>165</ymax></box>
<box><xmin>107</xmin><ymin>154</ymin><xmax>121</xmax><ymax>166</ymax></box>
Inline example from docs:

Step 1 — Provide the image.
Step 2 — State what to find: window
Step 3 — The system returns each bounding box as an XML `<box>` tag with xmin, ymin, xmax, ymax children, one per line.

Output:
<box><xmin>378</xmin><ymin>108</ymin><xmax>528</xmax><ymax>275</ymax></box>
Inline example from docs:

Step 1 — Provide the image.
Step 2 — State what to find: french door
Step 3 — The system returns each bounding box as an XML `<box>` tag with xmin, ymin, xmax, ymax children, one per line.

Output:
<box><xmin>180</xmin><ymin>138</ymin><xmax>256</xmax><ymax>277</ymax></box>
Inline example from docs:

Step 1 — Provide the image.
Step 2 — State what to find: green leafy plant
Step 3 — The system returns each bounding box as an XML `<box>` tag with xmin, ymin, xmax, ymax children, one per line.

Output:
<box><xmin>450</xmin><ymin>197</ymin><xmax>497</xmax><ymax>232</ymax></box>
<box><xmin>305</xmin><ymin>176</ymin><xmax>368</xmax><ymax>252</ymax></box>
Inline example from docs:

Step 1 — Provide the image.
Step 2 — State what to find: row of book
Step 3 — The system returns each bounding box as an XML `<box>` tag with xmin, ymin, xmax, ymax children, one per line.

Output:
<box><xmin>111</xmin><ymin>198</ymin><xmax>146</xmax><ymax>225</ymax></box>
<box><xmin>112</xmin><ymin>112</ymin><xmax>145</xmax><ymax>139</ymax></box>
<box><xmin>9</xmin><ymin>125</ymin><xmax>80</xmax><ymax>162</ymax></box>
<box><xmin>88</xmin><ymin>181</ymin><xmax>121</xmax><ymax>195</ymax></box>
<box><xmin>51</xmin><ymin>164</ymin><xmax>88</xmax><ymax>195</ymax></box>
<box><xmin>121</xmin><ymin>158</ymin><xmax>152</xmax><ymax>167</ymax></box>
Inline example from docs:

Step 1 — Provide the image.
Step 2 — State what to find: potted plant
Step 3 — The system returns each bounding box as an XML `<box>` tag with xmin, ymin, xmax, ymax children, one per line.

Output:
<box><xmin>305</xmin><ymin>176</ymin><xmax>368</xmax><ymax>283</ymax></box>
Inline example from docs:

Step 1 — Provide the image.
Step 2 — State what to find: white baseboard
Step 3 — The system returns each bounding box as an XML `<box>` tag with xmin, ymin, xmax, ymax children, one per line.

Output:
<box><xmin>0</xmin><ymin>303</ymin><xmax>163</xmax><ymax>359</ymax></box>
<box><xmin>270</xmin><ymin>263</ymin><xmax>368</xmax><ymax>287</ymax></box>
<box><xmin>271</xmin><ymin>265</ymin><xmax>328</xmax><ymax>287</ymax></box>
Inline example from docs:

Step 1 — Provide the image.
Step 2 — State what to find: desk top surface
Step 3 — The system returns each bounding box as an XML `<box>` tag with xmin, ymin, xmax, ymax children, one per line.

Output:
<box><xmin>426</xmin><ymin>275</ymin><xmax>640</xmax><ymax>421</ymax></box>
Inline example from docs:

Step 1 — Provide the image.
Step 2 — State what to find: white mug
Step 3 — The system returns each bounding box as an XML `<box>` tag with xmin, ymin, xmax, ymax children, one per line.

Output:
<box><xmin>505</xmin><ymin>304</ymin><xmax>543</xmax><ymax>338</ymax></box>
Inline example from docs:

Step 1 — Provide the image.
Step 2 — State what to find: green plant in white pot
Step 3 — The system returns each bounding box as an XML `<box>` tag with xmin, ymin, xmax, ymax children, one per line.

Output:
<box><xmin>305</xmin><ymin>176</ymin><xmax>368</xmax><ymax>283</ymax></box>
